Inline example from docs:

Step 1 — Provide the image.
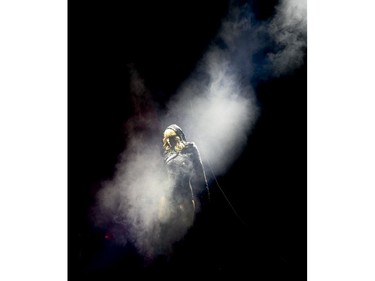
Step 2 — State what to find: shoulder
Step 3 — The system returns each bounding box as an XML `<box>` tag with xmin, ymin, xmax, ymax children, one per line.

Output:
<box><xmin>185</xmin><ymin>142</ymin><xmax>199</xmax><ymax>151</ymax></box>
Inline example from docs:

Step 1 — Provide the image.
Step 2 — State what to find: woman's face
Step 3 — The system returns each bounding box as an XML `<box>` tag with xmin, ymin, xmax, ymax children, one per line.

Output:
<box><xmin>163</xmin><ymin>128</ymin><xmax>186</xmax><ymax>152</ymax></box>
<box><xmin>163</xmin><ymin>129</ymin><xmax>177</xmax><ymax>149</ymax></box>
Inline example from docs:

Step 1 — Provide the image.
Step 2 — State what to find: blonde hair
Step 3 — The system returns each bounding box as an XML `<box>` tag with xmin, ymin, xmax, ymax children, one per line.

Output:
<box><xmin>163</xmin><ymin>128</ymin><xmax>185</xmax><ymax>153</ymax></box>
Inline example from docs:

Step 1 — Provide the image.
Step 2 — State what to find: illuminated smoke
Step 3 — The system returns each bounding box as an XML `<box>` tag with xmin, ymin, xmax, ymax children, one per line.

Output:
<box><xmin>93</xmin><ymin>0</ymin><xmax>307</xmax><ymax>259</ymax></box>
<box><xmin>162</xmin><ymin>5</ymin><xmax>259</xmax><ymax>175</ymax></box>
<box><xmin>267</xmin><ymin>0</ymin><xmax>307</xmax><ymax>76</ymax></box>
<box><xmin>162</xmin><ymin>0</ymin><xmax>307</xmax><ymax>173</ymax></box>
<box><xmin>93</xmin><ymin>69</ymin><xmax>194</xmax><ymax>259</ymax></box>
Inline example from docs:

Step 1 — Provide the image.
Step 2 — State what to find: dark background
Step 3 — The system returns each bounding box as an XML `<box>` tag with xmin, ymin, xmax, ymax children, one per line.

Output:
<box><xmin>68</xmin><ymin>0</ymin><xmax>306</xmax><ymax>280</ymax></box>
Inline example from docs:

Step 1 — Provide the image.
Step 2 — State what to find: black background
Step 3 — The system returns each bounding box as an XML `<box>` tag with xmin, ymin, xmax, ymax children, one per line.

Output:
<box><xmin>68</xmin><ymin>0</ymin><xmax>306</xmax><ymax>280</ymax></box>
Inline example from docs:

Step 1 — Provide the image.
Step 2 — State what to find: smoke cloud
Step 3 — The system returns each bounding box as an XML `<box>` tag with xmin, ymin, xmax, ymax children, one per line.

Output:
<box><xmin>93</xmin><ymin>69</ymin><xmax>194</xmax><ymax>259</ymax></box>
<box><xmin>267</xmin><ymin>0</ymin><xmax>307</xmax><ymax>76</ymax></box>
<box><xmin>162</xmin><ymin>17</ymin><xmax>259</xmax><ymax>175</ymax></box>
<box><xmin>92</xmin><ymin>0</ymin><xmax>307</xmax><ymax>260</ymax></box>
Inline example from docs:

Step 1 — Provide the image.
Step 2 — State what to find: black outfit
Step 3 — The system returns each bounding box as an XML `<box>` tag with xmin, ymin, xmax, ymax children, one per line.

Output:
<box><xmin>163</xmin><ymin>124</ymin><xmax>209</xmax><ymax>220</ymax></box>
<box><xmin>151</xmin><ymin>124</ymin><xmax>210</xmax><ymax>260</ymax></box>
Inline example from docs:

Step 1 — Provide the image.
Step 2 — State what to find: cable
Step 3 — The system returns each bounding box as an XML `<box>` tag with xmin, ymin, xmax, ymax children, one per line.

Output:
<box><xmin>205</xmin><ymin>158</ymin><xmax>248</xmax><ymax>228</ymax></box>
